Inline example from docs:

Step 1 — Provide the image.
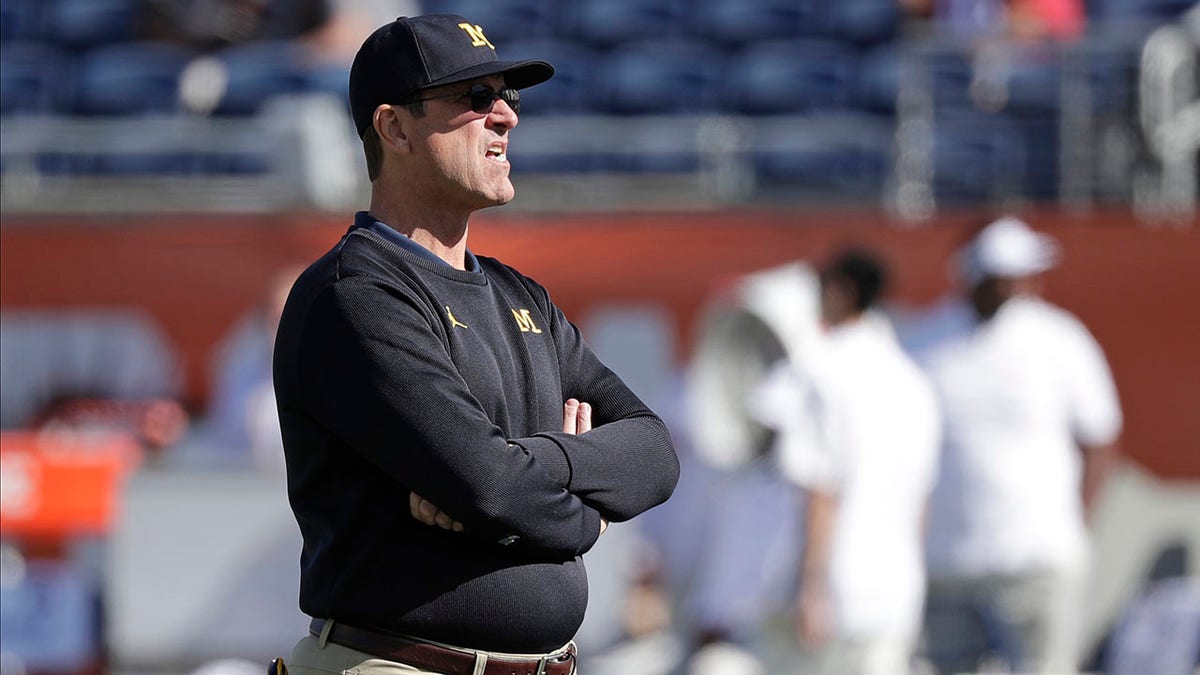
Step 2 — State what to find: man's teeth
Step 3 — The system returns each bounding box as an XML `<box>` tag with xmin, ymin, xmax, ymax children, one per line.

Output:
<box><xmin>487</xmin><ymin>147</ymin><xmax>506</xmax><ymax>161</ymax></box>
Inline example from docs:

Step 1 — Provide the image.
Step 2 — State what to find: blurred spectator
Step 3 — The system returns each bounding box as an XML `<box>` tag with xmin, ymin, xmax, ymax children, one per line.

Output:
<box><xmin>206</xmin><ymin>266</ymin><xmax>301</xmax><ymax>472</ymax></box>
<box><xmin>901</xmin><ymin>216</ymin><xmax>1123</xmax><ymax>674</ymax></box>
<box><xmin>142</xmin><ymin>0</ymin><xmax>335</xmax><ymax>52</ymax></box>
<box><xmin>899</xmin><ymin>0</ymin><xmax>1084</xmax><ymax>42</ymax></box>
<box><xmin>1098</xmin><ymin>541</ymin><xmax>1200</xmax><ymax>675</ymax></box>
<box><xmin>680</xmin><ymin>263</ymin><xmax>821</xmax><ymax>672</ymax></box>
<box><xmin>899</xmin><ymin>0</ymin><xmax>1084</xmax><ymax>112</ymax></box>
<box><xmin>33</xmin><ymin>396</ymin><xmax>188</xmax><ymax>452</ymax></box>
<box><xmin>752</xmin><ymin>249</ymin><xmax>941</xmax><ymax>675</ymax></box>
<box><xmin>142</xmin><ymin>0</ymin><xmax>419</xmax><ymax>59</ymax></box>
<box><xmin>143</xmin><ymin>0</ymin><xmax>419</xmax><ymax>114</ymax></box>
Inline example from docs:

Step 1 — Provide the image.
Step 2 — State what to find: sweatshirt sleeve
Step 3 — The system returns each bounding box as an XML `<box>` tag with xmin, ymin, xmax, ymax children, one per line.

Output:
<box><xmin>296</xmin><ymin>278</ymin><xmax>602</xmax><ymax>557</ymax></box>
<box><xmin>520</xmin><ymin>281</ymin><xmax>680</xmax><ymax>522</ymax></box>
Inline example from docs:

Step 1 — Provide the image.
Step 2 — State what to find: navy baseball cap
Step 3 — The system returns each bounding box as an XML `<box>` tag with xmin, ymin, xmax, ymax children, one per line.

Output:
<box><xmin>349</xmin><ymin>14</ymin><xmax>554</xmax><ymax>137</ymax></box>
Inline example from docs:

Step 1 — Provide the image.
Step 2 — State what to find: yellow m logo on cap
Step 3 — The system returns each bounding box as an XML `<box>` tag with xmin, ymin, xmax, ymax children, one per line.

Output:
<box><xmin>458</xmin><ymin>23</ymin><xmax>495</xmax><ymax>49</ymax></box>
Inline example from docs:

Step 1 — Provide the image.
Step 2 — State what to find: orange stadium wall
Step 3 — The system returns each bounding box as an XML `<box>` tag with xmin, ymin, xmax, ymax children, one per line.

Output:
<box><xmin>2</xmin><ymin>209</ymin><xmax>1197</xmax><ymax>479</ymax></box>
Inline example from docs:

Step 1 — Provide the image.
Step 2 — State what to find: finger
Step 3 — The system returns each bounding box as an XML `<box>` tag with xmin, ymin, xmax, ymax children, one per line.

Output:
<box><xmin>452</xmin><ymin>521</ymin><xmax>465</xmax><ymax>532</ymax></box>
<box><xmin>418</xmin><ymin>498</ymin><xmax>439</xmax><ymax>526</ymax></box>
<box><xmin>410</xmin><ymin>492</ymin><xmax>423</xmax><ymax>521</ymax></box>
<box><xmin>563</xmin><ymin>398</ymin><xmax>579</xmax><ymax>434</ymax></box>
<box><xmin>576</xmin><ymin>402</ymin><xmax>592</xmax><ymax>434</ymax></box>
<box><xmin>434</xmin><ymin>511</ymin><xmax>455</xmax><ymax>530</ymax></box>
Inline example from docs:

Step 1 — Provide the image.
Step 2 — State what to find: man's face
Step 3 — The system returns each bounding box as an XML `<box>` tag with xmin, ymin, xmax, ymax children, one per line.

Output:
<box><xmin>403</xmin><ymin>74</ymin><xmax>519</xmax><ymax>212</ymax></box>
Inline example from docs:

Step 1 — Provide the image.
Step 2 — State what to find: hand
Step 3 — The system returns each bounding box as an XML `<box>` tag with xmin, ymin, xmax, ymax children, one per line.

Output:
<box><xmin>565</xmin><ymin>399</ymin><xmax>604</xmax><ymax>536</ymax></box>
<box><xmin>795</xmin><ymin>583</ymin><xmax>832</xmax><ymax>648</ymax></box>
<box><xmin>563</xmin><ymin>398</ymin><xmax>592</xmax><ymax>435</ymax></box>
<box><xmin>409</xmin><ymin>491</ymin><xmax>464</xmax><ymax>532</ymax></box>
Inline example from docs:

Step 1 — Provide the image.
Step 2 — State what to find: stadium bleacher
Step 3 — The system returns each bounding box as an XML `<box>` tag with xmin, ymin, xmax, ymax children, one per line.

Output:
<box><xmin>0</xmin><ymin>0</ymin><xmax>1194</xmax><ymax>214</ymax></box>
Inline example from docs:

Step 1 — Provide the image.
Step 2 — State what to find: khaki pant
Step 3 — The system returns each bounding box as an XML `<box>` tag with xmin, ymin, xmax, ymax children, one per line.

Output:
<box><xmin>922</xmin><ymin>563</ymin><xmax>1086</xmax><ymax>674</ymax></box>
<box><xmin>286</xmin><ymin>625</ymin><xmax>578</xmax><ymax>675</ymax></box>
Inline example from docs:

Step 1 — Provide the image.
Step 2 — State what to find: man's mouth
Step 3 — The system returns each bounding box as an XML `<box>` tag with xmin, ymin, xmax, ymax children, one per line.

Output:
<box><xmin>485</xmin><ymin>144</ymin><xmax>507</xmax><ymax>162</ymax></box>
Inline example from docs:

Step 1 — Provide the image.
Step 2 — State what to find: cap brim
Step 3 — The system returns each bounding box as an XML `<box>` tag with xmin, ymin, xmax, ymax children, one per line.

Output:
<box><xmin>421</xmin><ymin>59</ymin><xmax>554</xmax><ymax>92</ymax></box>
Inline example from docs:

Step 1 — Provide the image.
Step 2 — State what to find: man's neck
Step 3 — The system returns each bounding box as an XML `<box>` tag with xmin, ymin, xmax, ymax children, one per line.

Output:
<box><xmin>368</xmin><ymin>195</ymin><xmax>471</xmax><ymax>271</ymax></box>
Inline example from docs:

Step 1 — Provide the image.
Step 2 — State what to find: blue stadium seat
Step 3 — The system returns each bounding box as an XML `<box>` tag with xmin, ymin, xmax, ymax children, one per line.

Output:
<box><xmin>601</xmin><ymin>39</ymin><xmax>727</xmax><ymax>114</ymax></box>
<box><xmin>0</xmin><ymin>0</ymin><xmax>48</xmax><ymax>41</ymax></box>
<box><xmin>931</xmin><ymin>112</ymin><xmax>1028</xmax><ymax>204</ymax></box>
<box><xmin>1003</xmin><ymin>52</ymin><xmax>1064</xmax><ymax>114</ymax></box>
<box><xmin>827</xmin><ymin>0</ymin><xmax>901</xmax><ymax>46</ymax></box>
<box><xmin>723</xmin><ymin>39</ymin><xmax>862</xmax><ymax>115</ymax></box>
<box><xmin>421</xmin><ymin>0</ymin><xmax>560</xmax><ymax>41</ymax></box>
<box><xmin>853</xmin><ymin>44</ymin><xmax>901</xmax><ymax>113</ymax></box>
<box><xmin>1090</xmin><ymin>0</ymin><xmax>1195</xmax><ymax>22</ymax></box>
<box><xmin>74</xmin><ymin>42</ymin><xmax>193</xmax><ymax>115</ymax></box>
<box><xmin>559</xmin><ymin>0</ymin><xmax>688</xmax><ymax>47</ymax></box>
<box><xmin>500</xmin><ymin>39</ymin><xmax>600</xmax><ymax>114</ymax></box>
<box><xmin>751</xmin><ymin>113</ymin><xmax>893</xmax><ymax>197</ymax></box>
<box><xmin>214</xmin><ymin>41</ymin><xmax>312</xmax><ymax>116</ymax></box>
<box><xmin>0</xmin><ymin>42</ymin><xmax>74</xmax><ymax>115</ymax></box>
<box><xmin>48</xmin><ymin>0</ymin><xmax>138</xmax><ymax>50</ymax></box>
<box><xmin>688</xmin><ymin>0</ymin><xmax>814</xmax><ymax>46</ymax></box>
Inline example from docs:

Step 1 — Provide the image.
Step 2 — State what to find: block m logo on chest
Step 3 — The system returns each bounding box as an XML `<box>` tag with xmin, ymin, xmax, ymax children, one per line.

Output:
<box><xmin>511</xmin><ymin>308</ymin><xmax>543</xmax><ymax>334</ymax></box>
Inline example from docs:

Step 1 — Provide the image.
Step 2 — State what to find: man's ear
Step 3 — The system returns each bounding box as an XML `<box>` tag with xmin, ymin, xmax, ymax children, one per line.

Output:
<box><xmin>374</xmin><ymin>105</ymin><xmax>410</xmax><ymax>154</ymax></box>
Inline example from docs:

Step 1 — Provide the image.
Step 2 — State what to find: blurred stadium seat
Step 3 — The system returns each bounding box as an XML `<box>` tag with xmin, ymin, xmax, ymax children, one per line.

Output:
<box><xmin>723</xmin><ymin>39</ymin><xmax>863</xmax><ymax>115</ymax></box>
<box><xmin>559</xmin><ymin>0</ymin><xmax>689</xmax><ymax>46</ymax></box>
<box><xmin>47</xmin><ymin>0</ymin><xmax>138</xmax><ymax>51</ymax></box>
<box><xmin>74</xmin><ymin>42</ymin><xmax>192</xmax><ymax>115</ymax></box>
<box><xmin>499</xmin><ymin>38</ymin><xmax>600</xmax><ymax>114</ymax></box>
<box><xmin>853</xmin><ymin>44</ymin><xmax>902</xmax><ymax>113</ymax></box>
<box><xmin>1090</xmin><ymin>0</ymin><xmax>1197</xmax><ymax>22</ymax></box>
<box><xmin>0</xmin><ymin>42</ymin><xmax>74</xmax><ymax>115</ymax></box>
<box><xmin>0</xmin><ymin>0</ymin><xmax>47</xmax><ymax>41</ymax></box>
<box><xmin>423</xmin><ymin>0</ymin><xmax>560</xmax><ymax>41</ymax></box>
<box><xmin>930</xmin><ymin>112</ymin><xmax>1028</xmax><ymax>204</ymax></box>
<box><xmin>688</xmin><ymin>0</ymin><xmax>812</xmax><ymax>45</ymax></box>
<box><xmin>826</xmin><ymin>0</ymin><xmax>902</xmax><ymax>46</ymax></box>
<box><xmin>214</xmin><ymin>41</ymin><xmax>314</xmax><ymax>116</ymax></box>
<box><xmin>751</xmin><ymin>113</ymin><xmax>893</xmax><ymax>197</ymax></box>
<box><xmin>601</xmin><ymin>39</ymin><xmax>727</xmax><ymax>114</ymax></box>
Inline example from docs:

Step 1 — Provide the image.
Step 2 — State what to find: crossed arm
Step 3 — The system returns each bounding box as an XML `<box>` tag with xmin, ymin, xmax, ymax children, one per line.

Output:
<box><xmin>410</xmin><ymin>398</ymin><xmax>610</xmax><ymax>537</ymax></box>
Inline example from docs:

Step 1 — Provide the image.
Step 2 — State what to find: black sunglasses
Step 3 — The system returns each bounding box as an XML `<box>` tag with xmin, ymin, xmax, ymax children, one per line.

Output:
<box><xmin>415</xmin><ymin>84</ymin><xmax>521</xmax><ymax>115</ymax></box>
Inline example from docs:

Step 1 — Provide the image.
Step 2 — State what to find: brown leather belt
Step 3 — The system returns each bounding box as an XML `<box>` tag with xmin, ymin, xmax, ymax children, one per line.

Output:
<box><xmin>309</xmin><ymin>619</ymin><xmax>576</xmax><ymax>675</ymax></box>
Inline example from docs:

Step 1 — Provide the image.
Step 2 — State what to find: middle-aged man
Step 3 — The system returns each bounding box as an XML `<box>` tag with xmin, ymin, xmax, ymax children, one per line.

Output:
<box><xmin>272</xmin><ymin>14</ymin><xmax>680</xmax><ymax>675</ymax></box>
<box><xmin>901</xmin><ymin>216</ymin><xmax>1123</xmax><ymax>674</ymax></box>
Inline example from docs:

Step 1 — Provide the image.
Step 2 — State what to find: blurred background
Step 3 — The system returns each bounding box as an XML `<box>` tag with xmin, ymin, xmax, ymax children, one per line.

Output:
<box><xmin>0</xmin><ymin>0</ymin><xmax>1197</xmax><ymax>673</ymax></box>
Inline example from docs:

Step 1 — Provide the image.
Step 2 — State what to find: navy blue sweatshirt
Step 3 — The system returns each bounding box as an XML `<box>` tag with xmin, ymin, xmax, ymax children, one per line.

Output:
<box><xmin>273</xmin><ymin>214</ymin><xmax>679</xmax><ymax>652</ymax></box>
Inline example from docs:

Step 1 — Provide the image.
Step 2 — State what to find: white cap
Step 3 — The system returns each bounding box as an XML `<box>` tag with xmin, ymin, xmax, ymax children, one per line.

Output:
<box><xmin>958</xmin><ymin>216</ymin><xmax>1061</xmax><ymax>285</ymax></box>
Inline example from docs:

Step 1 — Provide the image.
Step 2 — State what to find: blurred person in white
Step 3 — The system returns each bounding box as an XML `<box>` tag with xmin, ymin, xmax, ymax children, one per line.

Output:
<box><xmin>901</xmin><ymin>216</ymin><xmax>1123</xmax><ymax>674</ymax></box>
<box><xmin>207</xmin><ymin>266</ymin><xmax>302</xmax><ymax>472</ymax></box>
<box><xmin>753</xmin><ymin>248</ymin><xmax>941</xmax><ymax>675</ymax></box>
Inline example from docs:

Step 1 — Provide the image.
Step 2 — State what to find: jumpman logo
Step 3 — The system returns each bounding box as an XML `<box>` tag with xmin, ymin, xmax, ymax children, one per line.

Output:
<box><xmin>445</xmin><ymin>306</ymin><xmax>468</xmax><ymax>329</ymax></box>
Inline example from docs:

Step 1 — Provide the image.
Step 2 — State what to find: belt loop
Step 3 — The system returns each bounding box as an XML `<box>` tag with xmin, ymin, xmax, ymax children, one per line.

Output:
<box><xmin>471</xmin><ymin>651</ymin><xmax>487</xmax><ymax>675</ymax></box>
<box><xmin>317</xmin><ymin>619</ymin><xmax>334</xmax><ymax>649</ymax></box>
<box><xmin>535</xmin><ymin>655</ymin><xmax>547</xmax><ymax>675</ymax></box>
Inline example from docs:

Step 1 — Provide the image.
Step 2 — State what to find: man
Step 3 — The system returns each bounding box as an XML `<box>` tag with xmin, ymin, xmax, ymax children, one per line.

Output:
<box><xmin>753</xmin><ymin>249</ymin><xmax>941</xmax><ymax>674</ymax></box>
<box><xmin>272</xmin><ymin>15</ymin><xmax>679</xmax><ymax>675</ymax></box>
<box><xmin>902</xmin><ymin>216</ymin><xmax>1122</xmax><ymax>673</ymax></box>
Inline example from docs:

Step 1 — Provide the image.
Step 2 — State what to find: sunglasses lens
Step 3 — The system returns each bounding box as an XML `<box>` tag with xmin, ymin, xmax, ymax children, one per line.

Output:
<box><xmin>501</xmin><ymin>89</ymin><xmax>520</xmax><ymax>115</ymax></box>
<box><xmin>468</xmin><ymin>87</ymin><xmax>520</xmax><ymax>115</ymax></box>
